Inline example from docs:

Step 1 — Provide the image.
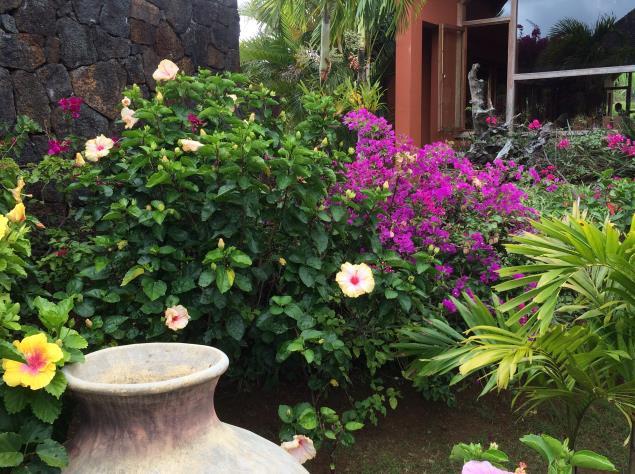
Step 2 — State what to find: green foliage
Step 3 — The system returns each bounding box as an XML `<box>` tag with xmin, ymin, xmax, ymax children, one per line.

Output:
<box><xmin>451</xmin><ymin>434</ymin><xmax>617</xmax><ymax>474</ymax></box>
<box><xmin>397</xmin><ymin>208</ymin><xmax>635</xmax><ymax>451</ymax></box>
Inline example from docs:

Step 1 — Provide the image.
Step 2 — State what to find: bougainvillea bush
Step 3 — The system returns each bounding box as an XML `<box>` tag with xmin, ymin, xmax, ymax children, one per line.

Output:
<box><xmin>336</xmin><ymin>109</ymin><xmax>534</xmax><ymax>313</ymax></box>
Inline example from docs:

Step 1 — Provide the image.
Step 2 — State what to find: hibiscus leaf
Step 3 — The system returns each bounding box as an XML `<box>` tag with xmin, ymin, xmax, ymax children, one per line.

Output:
<box><xmin>0</xmin><ymin>432</ymin><xmax>23</xmax><ymax>467</ymax></box>
<box><xmin>36</xmin><ymin>439</ymin><xmax>68</xmax><ymax>468</ymax></box>
<box><xmin>3</xmin><ymin>387</ymin><xmax>29</xmax><ymax>414</ymax></box>
<box><xmin>44</xmin><ymin>372</ymin><xmax>67</xmax><ymax>399</ymax></box>
<box><xmin>30</xmin><ymin>392</ymin><xmax>62</xmax><ymax>424</ymax></box>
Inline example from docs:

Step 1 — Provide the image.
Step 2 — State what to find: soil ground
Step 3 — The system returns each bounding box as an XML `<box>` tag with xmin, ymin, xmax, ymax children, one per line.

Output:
<box><xmin>216</xmin><ymin>379</ymin><xmax>628</xmax><ymax>474</ymax></box>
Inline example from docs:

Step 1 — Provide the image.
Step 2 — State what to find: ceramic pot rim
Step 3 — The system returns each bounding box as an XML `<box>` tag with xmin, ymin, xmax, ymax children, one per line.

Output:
<box><xmin>62</xmin><ymin>343</ymin><xmax>229</xmax><ymax>396</ymax></box>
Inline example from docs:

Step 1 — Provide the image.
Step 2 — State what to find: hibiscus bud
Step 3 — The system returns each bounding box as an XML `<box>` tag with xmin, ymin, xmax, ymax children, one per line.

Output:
<box><xmin>156</xmin><ymin>91</ymin><xmax>164</xmax><ymax>103</ymax></box>
<box><xmin>174</xmin><ymin>147</ymin><xmax>181</xmax><ymax>155</ymax></box>
<box><xmin>427</xmin><ymin>244</ymin><xmax>435</xmax><ymax>253</ymax></box>
<box><xmin>200</xmin><ymin>128</ymin><xmax>207</xmax><ymax>136</ymax></box>
<box><xmin>85</xmin><ymin>319</ymin><xmax>93</xmax><ymax>328</ymax></box>
<box><xmin>321</xmin><ymin>137</ymin><xmax>328</xmax><ymax>147</ymax></box>
<box><xmin>249</xmin><ymin>112</ymin><xmax>256</xmax><ymax>122</ymax></box>
<box><xmin>329</xmin><ymin>378</ymin><xmax>339</xmax><ymax>387</ymax></box>
<box><xmin>295</xmin><ymin>131</ymin><xmax>301</xmax><ymax>139</ymax></box>
<box><xmin>35</xmin><ymin>221</ymin><xmax>46</xmax><ymax>229</ymax></box>
<box><xmin>382</xmin><ymin>181</ymin><xmax>389</xmax><ymax>190</ymax></box>
<box><xmin>121</xmin><ymin>96</ymin><xmax>131</xmax><ymax>107</ymax></box>
<box><xmin>278</xmin><ymin>257</ymin><xmax>287</xmax><ymax>266</ymax></box>
<box><xmin>218</xmin><ymin>238</ymin><xmax>225</xmax><ymax>249</ymax></box>
<box><xmin>279</xmin><ymin>111</ymin><xmax>286</xmax><ymax>121</ymax></box>
<box><xmin>74</xmin><ymin>152</ymin><xmax>86</xmax><ymax>167</ymax></box>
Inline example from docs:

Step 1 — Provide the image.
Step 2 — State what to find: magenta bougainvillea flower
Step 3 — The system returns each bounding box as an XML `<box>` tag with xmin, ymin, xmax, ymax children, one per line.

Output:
<box><xmin>556</xmin><ymin>138</ymin><xmax>570</xmax><ymax>149</ymax></box>
<box><xmin>47</xmin><ymin>139</ymin><xmax>70</xmax><ymax>156</ymax></box>
<box><xmin>528</xmin><ymin>119</ymin><xmax>541</xmax><ymax>130</ymax></box>
<box><xmin>335</xmin><ymin>109</ymin><xmax>534</xmax><ymax>308</ymax></box>
<box><xmin>58</xmin><ymin>96</ymin><xmax>83</xmax><ymax>119</ymax></box>
<box><xmin>187</xmin><ymin>113</ymin><xmax>206</xmax><ymax>132</ymax></box>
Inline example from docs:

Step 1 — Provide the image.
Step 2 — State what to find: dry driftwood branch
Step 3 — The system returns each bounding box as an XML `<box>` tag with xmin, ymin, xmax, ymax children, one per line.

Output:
<box><xmin>468</xmin><ymin>63</ymin><xmax>494</xmax><ymax>135</ymax></box>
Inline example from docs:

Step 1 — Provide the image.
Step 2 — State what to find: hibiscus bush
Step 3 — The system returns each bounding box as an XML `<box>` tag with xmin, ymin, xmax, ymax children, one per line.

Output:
<box><xmin>0</xmin><ymin>177</ymin><xmax>87</xmax><ymax>471</ymax></box>
<box><xmin>14</xmin><ymin>67</ymin><xmax>443</xmax><ymax>455</ymax></box>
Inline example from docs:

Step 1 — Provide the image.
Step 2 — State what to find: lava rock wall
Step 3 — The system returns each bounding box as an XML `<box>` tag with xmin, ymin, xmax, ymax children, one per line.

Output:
<box><xmin>0</xmin><ymin>0</ymin><xmax>240</xmax><ymax>162</ymax></box>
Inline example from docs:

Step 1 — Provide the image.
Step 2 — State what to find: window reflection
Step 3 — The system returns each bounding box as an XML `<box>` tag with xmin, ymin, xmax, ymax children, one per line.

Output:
<box><xmin>517</xmin><ymin>0</ymin><xmax>635</xmax><ymax>73</ymax></box>
<box><xmin>516</xmin><ymin>73</ymin><xmax>634</xmax><ymax>128</ymax></box>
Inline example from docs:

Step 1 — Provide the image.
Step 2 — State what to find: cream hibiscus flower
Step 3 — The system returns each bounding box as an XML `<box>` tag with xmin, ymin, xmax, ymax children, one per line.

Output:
<box><xmin>180</xmin><ymin>139</ymin><xmax>203</xmax><ymax>152</ymax></box>
<box><xmin>164</xmin><ymin>305</ymin><xmax>190</xmax><ymax>331</ymax></box>
<box><xmin>84</xmin><ymin>135</ymin><xmax>114</xmax><ymax>162</ymax></box>
<box><xmin>280</xmin><ymin>435</ymin><xmax>316</xmax><ymax>464</ymax></box>
<box><xmin>336</xmin><ymin>262</ymin><xmax>375</xmax><ymax>298</ymax></box>
<box><xmin>121</xmin><ymin>107</ymin><xmax>139</xmax><ymax>129</ymax></box>
<box><xmin>152</xmin><ymin>59</ymin><xmax>179</xmax><ymax>82</ymax></box>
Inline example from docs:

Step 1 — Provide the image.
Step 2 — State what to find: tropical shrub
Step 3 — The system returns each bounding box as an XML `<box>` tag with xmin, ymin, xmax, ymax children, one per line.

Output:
<box><xmin>20</xmin><ymin>67</ymin><xmax>444</xmax><ymax>452</ymax></box>
<box><xmin>396</xmin><ymin>208</ymin><xmax>635</xmax><ymax>466</ymax></box>
<box><xmin>452</xmin><ymin>434</ymin><xmax>617</xmax><ymax>474</ymax></box>
<box><xmin>0</xmin><ymin>180</ymin><xmax>87</xmax><ymax>471</ymax></box>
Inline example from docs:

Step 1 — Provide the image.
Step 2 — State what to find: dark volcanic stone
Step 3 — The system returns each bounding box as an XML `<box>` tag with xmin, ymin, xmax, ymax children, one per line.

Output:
<box><xmin>165</xmin><ymin>0</ymin><xmax>191</xmax><ymax>34</ymax></box>
<box><xmin>146</xmin><ymin>0</ymin><xmax>166</xmax><ymax>8</ymax></box>
<box><xmin>44</xmin><ymin>35</ymin><xmax>60</xmax><ymax>62</ymax></box>
<box><xmin>205</xmin><ymin>45</ymin><xmax>224</xmax><ymax>69</ymax></box>
<box><xmin>17</xmin><ymin>134</ymin><xmax>48</xmax><ymax>165</ymax></box>
<box><xmin>55</xmin><ymin>0</ymin><xmax>72</xmax><ymax>17</ymax></box>
<box><xmin>0</xmin><ymin>14</ymin><xmax>18</xmax><ymax>33</ymax></box>
<box><xmin>99</xmin><ymin>0</ymin><xmax>130</xmax><ymax>37</ymax></box>
<box><xmin>72</xmin><ymin>0</ymin><xmax>101</xmax><ymax>24</ymax></box>
<box><xmin>182</xmin><ymin>22</ymin><xmax>211</xmax><ymax>65</ymax></box>
<box><xmin>51</xmin><ymin>103</ymin><xmax>109</xmax><ymax>138</ymax></box>
<box><xmin>36</xmin><ymin>63</ymin><xmax>72</xmax><ymax>102</ymax></box>
<box><xmin>70</xmin><ymin>60</ymin><xmax>126</xmax><ymax>119</ymax></box>
<box><xmin>0</xmin><ymin>0</ymin><xmax>22</xmax><ymax>14</ymax></box>
<box><xmin>12</xmin><ymin>70</ymin><xmax>50</xmax><ymax>128</ymax></box>
<box><xmin>0</xmin><ymin>32</ymin><xmax>45</xmax><ymax>71</ymax></box>
<box><xmin>141</xmin><ymin>46</ymin><xmax>159</xmax><ymax>89</ymax></box>
<box><xmin>154</xmin><ymin>21</ymin><xmax>183</xmax><ymax>60</ymax></box>
<box><xmin>130</xmin><ymin>18</ymin><xmax>155</xmax><ymax>45</ymax></box>
<box><xmin>176</xmin><ymin>56</ymin><xmax>194</xmax><ymax>75</ymax></box>
<box><xmin>14</xmin><ymin>0</ymin><xmax>56</xmax><ymax>35</ymax></box>
<box><xmin>130</xmin><ymin>0</ymin><xmax>160</xmax><ymax>26</ymax></box>
<box><xmin>225</xmin><ymin>49</ymin><xmax>239</xmax><ymax>71</ymax></box>
<box><xmin>94</xmin><ymin>27</ymin><xmax>130</xmax><ymax>59</ymax></box>
<box><xmin>0</xmin><ymin>67</ymin><xmax>16</xmax><ymax>125</ymax></box>
<box><xmin>192</xmin><ymin>0</ymin><xmax>219</xmax><ymax>27</ymax></box>
<box><xmin>57</xmin><ymin>17</ymin><xmax>97</xmax><ymax>68</ymax></box>
<box><xmin>121</xmin><ymin>55</ymin><xmax>145</xmax><ymax>84</ymax></box>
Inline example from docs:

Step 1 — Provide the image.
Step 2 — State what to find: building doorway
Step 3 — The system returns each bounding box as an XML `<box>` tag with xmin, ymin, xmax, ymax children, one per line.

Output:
<box><xmin>464</xmin><ymin>23</ymin><xmax>509</xmax><ymax>128</ymax></box>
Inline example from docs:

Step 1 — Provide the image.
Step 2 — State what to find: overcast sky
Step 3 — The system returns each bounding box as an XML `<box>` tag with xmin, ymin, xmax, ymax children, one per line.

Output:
<box><xmin>238</xmin><ymin>0</ymin><xmax>261</xmax><ymax>41</ymax></box>
<box><xmin>515</xmin><ymin>0</ymin><xmax>634</xmax><ymax>35</ymax></box>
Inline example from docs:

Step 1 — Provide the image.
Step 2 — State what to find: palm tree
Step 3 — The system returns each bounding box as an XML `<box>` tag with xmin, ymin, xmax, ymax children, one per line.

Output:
<box><xmin>395</xmin><ymin>207</ymin><xmax>635</xmax><ymax>471</ymax></box>
<box><xmin>244</xmin><ymin>0</ymin><xmax>426</xmax><ymax>83</ymax></box>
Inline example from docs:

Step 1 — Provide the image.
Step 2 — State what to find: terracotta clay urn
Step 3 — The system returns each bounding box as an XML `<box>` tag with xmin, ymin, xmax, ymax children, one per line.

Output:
<box><xmin>62</xmin><ymin>343</ymin><xmax>308</xmax><ymax>473</ymax></box>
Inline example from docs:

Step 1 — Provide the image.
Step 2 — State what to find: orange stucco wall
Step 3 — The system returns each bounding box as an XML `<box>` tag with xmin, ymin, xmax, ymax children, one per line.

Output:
<box><xmin>395</xmin><ymin>0</ymin><xmax>460</xmax><ymax>145</ymax></box>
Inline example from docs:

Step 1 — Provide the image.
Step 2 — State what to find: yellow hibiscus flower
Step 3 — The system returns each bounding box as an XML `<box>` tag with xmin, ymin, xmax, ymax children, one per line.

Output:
<box><xmin>6</xmin><ymin>202</ymin><xmax>26</xmax><ymax>223</ymax></box>
<box><xmin>2</xmin><ymin>333</ymin><xmax>63</xmax><ymax>390</ymax></box>
<box><xmin>0</xmin><ymin>214</ymin><xmax>8</xmax><ymax>240</ymax></box>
